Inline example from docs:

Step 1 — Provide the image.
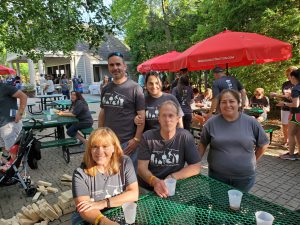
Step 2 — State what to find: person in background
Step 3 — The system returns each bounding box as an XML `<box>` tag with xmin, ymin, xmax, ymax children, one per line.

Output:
<box><xmin>39</xmin><ymin>74</ymin><xmax>46</xmax><ymax>95</ymax></box>
<box><xmin>60</xmin><ymin>74</ymin><xmax>71</xmax><ymax>99</ymax></box>
<box><xmin>72</xmin><ymin>128</ymin><xmax>138</xmax><ymax>225</ymax></box>
<box><xmin>134</xmin><ymin>72</ymin><xmax>184</xmax><ymax>131</ymax></box>
<box><xmin>172</xmin><ymin>75</ymin><xmax>194</xmax><ymax>130</ymax></box>
<box><xmin>207</xmin><ymin>66</ymin><xmax>247</xmax><ymax>118</ymax></box>
<box><xmin>0</xmin><ymin>83</ymin><xmax>27</xmax><ymax>159</ymax></box>
<box><xmin>271</xmin><ymin>66</ymin><xmax>298</xmax><ymax>148</ymax></box>
<box><xmin>57</xmin><ymin>91</ymin><xmax>93</xmax><ymax>144</ymax></box>
<box><xmin>72</xmin><ymin>76</ymin><xmax>79</xmax><ymax>92</ymax></box>
<box><xmin>249</xmin><ymin>88</ymin><xmax>270</xmax><ymax>123</ymax></box>
<box><xmin>77</xmin><ymin>75</ymin><xmax>84</xmax><ymax>93</ymax></box>
<box><xmin>100</xmin><ymin>75</ymin><xmax>110</xmax><ymax>94</ymax></box>
<box><xmin>199</xmin><ymin>89</ymin><xmax>269</xmax><ymax>192</ymax></box>
<box><xmin>6</xmin><ymin>75</ymin><xmax>15</xmax><ymax>86</ymax></box>
<box><xmin>162</xmin><ymin>80</ymin><xmax>171</xmax><ymax>93</ymax></box>
<box><xmin>138</xmin><ymin>73</ymin><xmax>145</xmax><ymax>89</ymax></box>
<box><xmin>277</xmin><ymin>68</ymin><xmax>300</xmax><ymax>160</ymax></box>
<box><xmin>138</xmin><ymin>101</ymin><xmax>201</xmax><ymax>198</ymax></box>
<box><xmin>44</xmin><ymin>75</ymin><xmax>55</xmax><ymax>95</ymax></box>
<box><xmin>98</xmin><ymin>52</ymin><xmax>145</xmax><ymax>171</ymax></box>
<box><xmin>14</xmin><ymin>75</ymin><xmax>21</xmax><ymax>90</ymax></box>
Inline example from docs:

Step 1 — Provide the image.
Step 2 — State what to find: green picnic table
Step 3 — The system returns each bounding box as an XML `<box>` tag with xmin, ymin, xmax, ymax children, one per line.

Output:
<box><xmin>104</xmin><ymin>175</ymin><xmax>300</xmax><ymax>224</ymax></box>
<box><xmin>244</xmin><ymin>107</ymin><xmax>264</xmax><ymax>117</ymax></box>
<box><xmin>53</xmin><ymin>98</ymin><xmax>100</xmax><ymax>110</ymax></box>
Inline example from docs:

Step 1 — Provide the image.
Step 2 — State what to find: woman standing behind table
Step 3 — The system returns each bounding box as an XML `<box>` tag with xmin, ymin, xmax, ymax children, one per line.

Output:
<box><xmin>100</xmin><ymin>75</ymin><xmax>110</xmax><ymax>94</ymax></box>
<box><xmin>134</xmin><ymin>72</ymin><xmax>184</xmax><ymax>131</ymax></box>
<box><xmin>57</xmin><ymin>91</ymin><xmax>93</xmax><ymax>144</ymax></box>
<box><xmin>60</xmin><ymin>74</ymin><xmax>71</xmax><ymax>99</ymax></box>
<box><xmin>277</xmin><ymin>68</ymin><xmax>300</xmax><ymax>160</ymax></box>
<box><xmin>199</xmin><ymin>89</ymin><xmax>269</xmax><ymax>192</ymax></box>
<box><xmin>72</xmin><ymin>128</ymin><xmax>138</xmax><ymax>225</ymax></box>
<box><xmin>172</xmin><ymin>75</ymin><xmax>194</xmax><ymax>131</ymax></box>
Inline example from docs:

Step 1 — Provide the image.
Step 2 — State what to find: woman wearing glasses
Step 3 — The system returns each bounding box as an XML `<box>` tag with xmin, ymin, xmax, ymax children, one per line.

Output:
<box><xmin>72</xmin><ymin>127</ymin><xmax>138</xmax><ymax>225</ymax></box>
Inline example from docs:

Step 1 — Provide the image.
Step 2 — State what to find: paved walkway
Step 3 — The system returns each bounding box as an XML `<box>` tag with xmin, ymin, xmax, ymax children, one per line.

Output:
<box><xmin>0</xmin><ymin>94</ymin><xmax>299</xmax><ymax>224</ymax></box>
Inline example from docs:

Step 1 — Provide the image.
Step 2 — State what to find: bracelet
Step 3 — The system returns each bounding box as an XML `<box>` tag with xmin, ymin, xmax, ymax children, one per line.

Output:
<box><xmin>148</xmin><ymin>175</ymin><xmax>157</xmax><ymax>186</ymax></box>
<box><xmin>94</xmin><ymin>213</ymin><xmax>104</xmax><ymax>225</ymax></box>
<box><xmin>105</xmin><ymin>198</ymin><xmax>110</xmax><ymax>208</ymax></box>
<box><xmin>133</xmin><ymin>137</ymin><xmax>140</xmax><ymax>142</ymax></box>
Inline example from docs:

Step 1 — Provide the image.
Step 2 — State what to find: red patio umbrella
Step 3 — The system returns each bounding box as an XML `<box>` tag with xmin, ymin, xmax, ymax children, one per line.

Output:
<box><xmin>0</xmin><ymin>65</ymin><xmax>16</xmax><ymax>75</ymax></box>
<box><xmin>170</xmin><ymin>30</ymin><xmax>292</xmax><ymax>71</ymax></box>
<box><xmin>137</xmin><ymin>51</ymin><xmax>181</xmax><ymax>73</ymax></box>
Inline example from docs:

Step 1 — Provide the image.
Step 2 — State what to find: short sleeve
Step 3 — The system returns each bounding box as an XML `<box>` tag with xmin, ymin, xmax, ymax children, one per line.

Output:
<box><xmin>184</xmin><ymin>132</ymin><xmax>201</xmax><ymax>163</ymax></box>
<box><xmin>200</xmin><ymin>123</ymin><xmax>211</xmax><ymax>146</ymax></box>
<box><xmin>137</xmin><ymin>134</ymin><xmax>151</xmax><ymax>160</ymax></box>
<box><xmin>135</xmin><ymin>85</ymin><xmax>145</xmax><ymax>111</ymax></box>
<box><xmin>291</xmin><ymin>87</ymin><xmax>300</xmax><ymax>98</ymax></box>
<box><xmin>123</xmin><ymin>156</ymin><xmax>137</xmax><ymax>187</ymax></box>
<box><xmin>72</xmin><ymin>168</ymin><xmax>90</xmax><ymax>198</ymax></box>
<box><xmin>5</xmin><ymin>84</ymin><xmax>18</xmax><ymax>97</ymax></box>
<box><xmin>72</xmin><ymin>101</ymin><xmax>84</xmax><ymax>116</ymax></box>
<box><xmin>236</xmin><ymin>79</ymin><xmax>244</xmax><ymax>91</ymax></box>
<box><xmin>253</xmin><ymin>120</ymin><xmax>269</xmax><ymax>147</ymax></box>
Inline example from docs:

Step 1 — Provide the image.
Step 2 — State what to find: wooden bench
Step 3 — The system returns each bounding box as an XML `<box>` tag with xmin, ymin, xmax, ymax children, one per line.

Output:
<box><xmin>80</xmin><ymin>127</ymin><xmax>94</xmax><ymax>139</ymax></box>
<box><xmin>40</xmin><ymin>138</ymin><xmax>78</xmax><ymax>163</ymax></box>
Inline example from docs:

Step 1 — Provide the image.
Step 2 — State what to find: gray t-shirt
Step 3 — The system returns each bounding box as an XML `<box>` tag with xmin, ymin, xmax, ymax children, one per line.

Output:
<box><xmin>138</xmin><ymin>128</ymin><xmax>201</xmax><ymax>189</ymax></box>
<box><xmin>71</xmin><ymin>100</ymin><xmax>93</xmax><ymax>124</ymax></box>
<box><xmin>145</xmin><ymin>93</ymin><xmax>184</xmax><ymax>131</ymax></box>
<box><xmin>101</xmin><ymin>78</ymin><xmax>145</xmax><ymax>143</ymax></box>
<box><xmin>0</xmin><ymin>84</ymin><xmax>18</xmax><ymax>126</ymax></box>
<box><xmin>200</xmin><ymin>113</ymin><xmax>269</xmax><ymax>178</ymax></box>
<box><xmin>172</xmin><ymin>86</ymin><xmax>194</xmax><ymax>114</ymax></box>
<box><xmin>212</xmin><ymin>76</ymin><xmax>244</xmax><ymax>97</ymax></box>
<box><xmin>72</xmin><ymin>156</ymin><xmax>137</xmax><ymax>201</ymax></box>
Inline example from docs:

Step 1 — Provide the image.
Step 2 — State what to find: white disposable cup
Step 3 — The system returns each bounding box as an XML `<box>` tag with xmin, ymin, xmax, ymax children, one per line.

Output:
<box><xmin>47</xmin><ymin>114</ymin><xmax>51</xmax><ymax>120</ymax></box>
<box><xmin>255</xmin><ymin>211</ymin><xmax>274</xmax><ymax>225</ymax></box>
<box><xmin>228</xmin><ymin>189</ymin><xmax>243</xmax><ymax>210</ymax></box>
<box><xmin>122</xmin><ymin>202</ymin><xmax>137</xmax><ymax>224</ymax></box>
<box><xmin>164</xmin><ymin>178</ymin><xmax>177</xmax><ymax>196</ymax></box>
<box><xmin>49</xmin><ymin>108</ymin><xmax>54</xmax><ymax>115</ymax></box>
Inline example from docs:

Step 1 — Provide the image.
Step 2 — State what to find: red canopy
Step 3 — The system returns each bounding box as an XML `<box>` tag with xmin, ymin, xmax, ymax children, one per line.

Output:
<box><xmin>137</xmin><ymin>51</ymin><xmax>181</xmax><ymax>73</ymax></box>
<box><xmin>170</xmin><ymin>30</ymin><xmax>292</xmax><ymax>71</ymax></box>
<box><xmin>0</xmin><ymin>65</ymin><xmax>16</xmax><ymax>75</ymax></box>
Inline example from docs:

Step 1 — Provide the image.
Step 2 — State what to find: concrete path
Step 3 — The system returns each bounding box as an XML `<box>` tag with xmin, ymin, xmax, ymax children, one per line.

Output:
<box><xmin>0</xmin><ymin>94</ymin><xmax>299</xmax><ymax>224</ymax></box>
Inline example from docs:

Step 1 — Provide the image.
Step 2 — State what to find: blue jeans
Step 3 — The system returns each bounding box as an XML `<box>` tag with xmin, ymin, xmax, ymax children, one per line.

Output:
<box><xmin>209</xmin><ymin>169</ymin><xmax>255</xmax><ymax>192</ymax></box>
<box><xmin>121</xmin><ymin>141</ymin><xmax>138</xmax><ymax>173</ymax></box>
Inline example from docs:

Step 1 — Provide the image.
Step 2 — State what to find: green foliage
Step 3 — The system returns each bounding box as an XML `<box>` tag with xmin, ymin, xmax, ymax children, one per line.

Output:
<box><xmin>0</xmin><ymin>0</ymin><xmax>117</xmax><ymax>60</ymax></box>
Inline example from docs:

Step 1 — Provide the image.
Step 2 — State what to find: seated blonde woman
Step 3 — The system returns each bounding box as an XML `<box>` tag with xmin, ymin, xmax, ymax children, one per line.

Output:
<box><xmin>250</xmin><ymin>88</ymin><xmax>270</xmax><ymax>122</ymax></box>
<box><xmin>72</xmin><ymin>128</ymin><xmax>139</xmax><ymax>225</ymax></box>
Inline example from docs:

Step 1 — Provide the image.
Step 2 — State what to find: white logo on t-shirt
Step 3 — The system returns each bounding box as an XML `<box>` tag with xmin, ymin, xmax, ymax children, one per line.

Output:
<box><xmin>151</xmin><ymin>148</ymin><xmax>179</xmax><ymax>166</ymax></box>
<box><xmin>102</xmin><ymin>91</ymin><xmax>125</xmax><ymax>108</ymax></box>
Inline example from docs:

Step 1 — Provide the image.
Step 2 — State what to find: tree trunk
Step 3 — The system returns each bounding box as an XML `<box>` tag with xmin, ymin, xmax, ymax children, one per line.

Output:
<box><xmin>161</xmin><ymin>0</ymin><xmax>174</xmax><ymax>51</ymax></box>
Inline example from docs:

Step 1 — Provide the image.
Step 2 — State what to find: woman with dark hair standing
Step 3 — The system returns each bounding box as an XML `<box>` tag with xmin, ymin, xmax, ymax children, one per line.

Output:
<box><xmin>172</xmin><ymin>75</ymin><xmax>194</xmax><ymax>130</ymax></box>
<box><xmin>134</xmin><ymin>72</ymin><xmax>183</xmax><ymax>131</ymax></box>
<box><xmin>278</xmin><ymin>68</ymin><xmax>300</xmax><ymax>160</ymax></box>
<box><xmin>57</xmin><ymin>91</ymin><xmax>93</xmax><ymax>144</ymax></box>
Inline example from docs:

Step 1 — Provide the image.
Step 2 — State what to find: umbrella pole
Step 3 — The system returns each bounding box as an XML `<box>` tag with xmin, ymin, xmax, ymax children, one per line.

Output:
<box><xmin>226</xmin><ymin>63</ymin><xmax>229</xmax><ymax>75</ymax></box>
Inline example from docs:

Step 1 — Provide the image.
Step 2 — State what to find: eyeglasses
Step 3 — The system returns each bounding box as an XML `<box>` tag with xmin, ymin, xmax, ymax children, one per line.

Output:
<box><xmin>108</xmin><ymin>52</ymin><xmax>124</xmax><ymax>59</ymax></box>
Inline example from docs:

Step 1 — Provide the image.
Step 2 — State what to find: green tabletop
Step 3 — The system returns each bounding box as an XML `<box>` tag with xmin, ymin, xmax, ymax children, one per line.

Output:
<box><xmin>244</xmin><ymin>108</ymin><xmax>264</xmax><ymax>116</ymax></box>
<box><xmin>104</xmin><ymin>175</ymin><xmax>300</xmax><ymax>225</ymax></box>
<box><xmin>22</xmin><ymin>114</ymin><xmax>79</xmax><ymax>130</ymax></box>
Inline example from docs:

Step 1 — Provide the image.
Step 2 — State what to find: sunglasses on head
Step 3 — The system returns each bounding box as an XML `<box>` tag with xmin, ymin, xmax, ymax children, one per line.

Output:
<box><xmin>108</xmin><ymin>52</ymin><xmax>124</xmax><ymax>59</ymax></box>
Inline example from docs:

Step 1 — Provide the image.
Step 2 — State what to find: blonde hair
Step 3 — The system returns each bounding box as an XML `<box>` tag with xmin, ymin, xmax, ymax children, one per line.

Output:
<box><xmin>204</xmin><ymin>88</ymin><xmax>213</xmax><ymax>100</ymax></box>
<box><xmin>286</xmin><ymin>66</ymin><xmax>298</xmax><ymax>76</ymax></box>
<box><xmin>83</xmin><ymin>127</ymin><xmax>123</xmax><ymax>176</ymax></box>
<box><xmin>254</xmin><ymin>87</ymin><xmax>264</xmax><ymax>96</ymax></box>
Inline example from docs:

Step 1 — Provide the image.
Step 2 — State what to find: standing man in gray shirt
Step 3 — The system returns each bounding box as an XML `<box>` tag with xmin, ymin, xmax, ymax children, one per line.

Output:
<box><xmin>98</xmin><ymin>52</ymin><xmax>145</xmax><ymax>170</ymax></box>
<box><xmin>207</xmin><ymin>66</ymin><xmax>248</xmax><ymax>118</ymax></box>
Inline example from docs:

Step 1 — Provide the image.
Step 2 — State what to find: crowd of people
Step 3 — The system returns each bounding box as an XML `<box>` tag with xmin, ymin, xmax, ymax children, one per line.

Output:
<box><xmin>0</xmin><ymin>51</ymin><xmax>299</xmax><ymax>225</ymax></box>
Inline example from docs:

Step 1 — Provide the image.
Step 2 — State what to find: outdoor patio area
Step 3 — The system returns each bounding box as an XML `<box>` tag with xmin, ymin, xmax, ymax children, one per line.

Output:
<box><xmin>0</xmin><ymin>95</ymin><xmax>299</xmax><ymax>224</ymax></box>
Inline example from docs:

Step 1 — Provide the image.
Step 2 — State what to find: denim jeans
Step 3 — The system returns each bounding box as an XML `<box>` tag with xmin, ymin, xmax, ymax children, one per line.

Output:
<box><xmin>209</xmin><ymin>169</ymin><xmax>255</xmax><ymax>192</ymax></box>
<box><xmin>121</xmin><ymin>141</ymin><xmax>138</xmax><ymax>173</ymax></box>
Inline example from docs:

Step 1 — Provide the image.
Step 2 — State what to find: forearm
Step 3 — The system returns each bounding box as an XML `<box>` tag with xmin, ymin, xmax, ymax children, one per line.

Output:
<box><xmin>208</xmin><ymin>98</ymin><xmax>217</xmax><ymax>114</ymax></box>
<box><xmin>134</xmin><ymin>111</ymin><xmax>145</xmax><ymax>139</ymax></box>
<box><xmin>138</xmin><ymin>162</ymin><xmax>156</xmax><ymax>186</ymax></box>
<box><xmin>284</xmin><ymin>98</ymin><xmax>299</xmax><ymax>108</ymax></box>
<box><xmin>79</xmin><ymin>208</ymin><xmax>104</xmax><ymax>224</ymax></box>
<box><xmin>18</xmin><ymin>95</ymin><xmax>27</xmax><ymax>114</ymax></box>
<box><xmin>178</xmin><ymin>117</ymin><xmax>184</xmax><ymax>128</ymax></box>
<box><xmin>109</xmin><ymin>184</ymin><xmax>139</xmax><ymax>207</ymax></box>
<box><xmin>241</xmin><ymin>89</ymin><xmax>247</xmax><ymax>107</ymax></box>
<box><xmin>98</xmin><ymin>109</ymin><xmax>105</xmax><ymax>127</ymax></box>
<box><xmin>198</xmin><ymin>143</ymin><xmax>207</xmax><ymax>158</ymax></box>
<box><xmin>255</xmin><ymin>144</ymin><xmax>269</xmax><ymax>161</ymax></box>
<box><xmin>60</xmin><ymin>112</ymin><xmax>76</xmax><ymax>117</ymax></box>
<box><xmin>172</xmin><ymin>164</ymin><xmax>201</xmax><ymax>180</ymax></box>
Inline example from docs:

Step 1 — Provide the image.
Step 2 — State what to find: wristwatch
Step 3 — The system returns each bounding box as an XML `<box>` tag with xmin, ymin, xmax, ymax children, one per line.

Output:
<box><xmin>19</xmin><ymin>111</ymin><xmax>24</xmax><ymax>116</ymax></box>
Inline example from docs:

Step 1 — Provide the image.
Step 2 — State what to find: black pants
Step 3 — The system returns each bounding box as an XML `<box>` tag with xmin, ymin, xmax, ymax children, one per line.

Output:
<box><xmin>183</xmin><ymin>114</ymin><xmax>192</xmax><ymax>131</ymax></box>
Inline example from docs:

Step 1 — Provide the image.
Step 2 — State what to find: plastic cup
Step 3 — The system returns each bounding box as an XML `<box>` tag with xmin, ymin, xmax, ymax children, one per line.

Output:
<box><xmin>255</xmin><ymin>211</ymin><xmax>274</xmax><ymax>225</ymax></box>
<box><xmin>122</xmin><ymin>202</ymin><xmax>137</xmax><ymax>224</ymax></box>
<box><xmin>47</xmin><ymin>114</ymin><xmax>51</xmax><ymax>120</ymax></box>
<box><xmin>164</xmin><ymin>178</ymin><xmax>177</xmax><ymax>196</ymax></box>
<box><xmin>228</xmin><ymin>189</ymin><xmax>243</xmax><ymax>210</ymax></box>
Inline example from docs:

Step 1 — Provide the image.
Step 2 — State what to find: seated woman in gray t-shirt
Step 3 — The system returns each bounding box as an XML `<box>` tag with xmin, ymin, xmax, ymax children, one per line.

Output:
<box><xmin>72</xmin><ymin>128</ymin><xmax>138</xmax><ymax>225</ymax></box>
<box><xmin>138</xmin><ymin>100</ymin><xmax>201</xmax><ymax>198</ymax></box>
